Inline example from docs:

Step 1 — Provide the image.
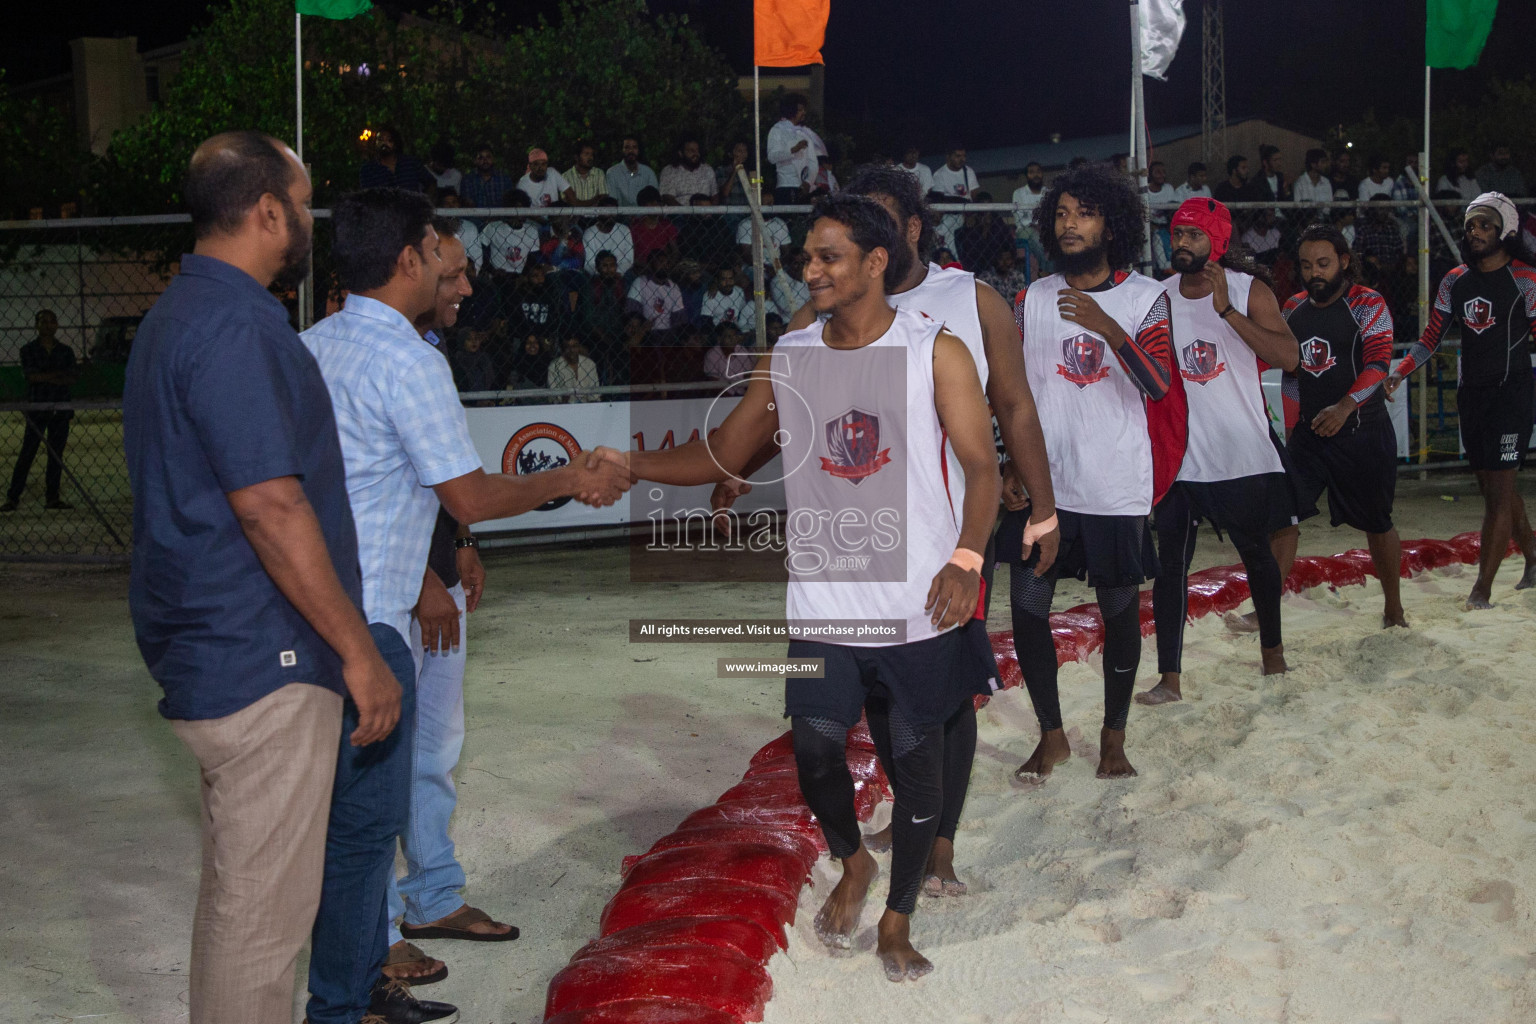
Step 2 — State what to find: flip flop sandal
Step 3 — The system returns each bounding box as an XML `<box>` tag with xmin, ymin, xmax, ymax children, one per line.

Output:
<box><xmin>382</xmin><ymin>941</ymin><xmax>447</xmax><ymax>985</ymax></box>
<box><xmin>400</xmin><ymin>904</ymin><xmax>520</xmax><ymax>942</ymax></box>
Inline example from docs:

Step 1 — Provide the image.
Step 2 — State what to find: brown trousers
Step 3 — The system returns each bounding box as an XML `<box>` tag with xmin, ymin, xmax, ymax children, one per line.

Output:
<box><xmin>171</xmin><ymin>682</ymin><xmax>343</xmax><ymax>1024</ymax></box>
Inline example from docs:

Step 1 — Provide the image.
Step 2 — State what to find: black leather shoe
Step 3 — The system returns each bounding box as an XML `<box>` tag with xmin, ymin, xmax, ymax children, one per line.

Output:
<box><xmin>368</xmin><ymin>977</ymin><xmax>459</xmax><ymax>1024</ymax></box>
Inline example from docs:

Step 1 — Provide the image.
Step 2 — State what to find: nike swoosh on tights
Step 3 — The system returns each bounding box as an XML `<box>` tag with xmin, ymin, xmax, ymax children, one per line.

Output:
<box><xmin>912</xmin><ymin>814</ymin><xmax>936</xmax><ymax>824</ymax></box>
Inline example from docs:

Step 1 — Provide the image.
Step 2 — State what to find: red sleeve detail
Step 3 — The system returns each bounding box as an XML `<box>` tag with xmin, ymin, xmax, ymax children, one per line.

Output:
<box><xmin>1112</xmin><ymin>291</ymin><xmax>1173</xmax><ymax>400</ymax></box>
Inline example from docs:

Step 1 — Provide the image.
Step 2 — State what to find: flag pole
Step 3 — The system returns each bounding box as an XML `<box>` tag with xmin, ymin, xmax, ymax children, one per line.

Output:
<box><xmin>295</xmin><ymin>11</ymin><xmax>312</xmax><ymax>328</ymax></box>
<box><xmin>1417</xmin><ymin>63</ymin><xmax>1431</xmax><ymax>469</ymax></box>
<box><xmin>1129</xmin><ymin>0</ymin><xmax>1152</xmax><ymax>273</ymax></box>
<box><xmin>751</xmin><ymin>61</ymin><xmax>766</xmax><ymax>349</ymax></box>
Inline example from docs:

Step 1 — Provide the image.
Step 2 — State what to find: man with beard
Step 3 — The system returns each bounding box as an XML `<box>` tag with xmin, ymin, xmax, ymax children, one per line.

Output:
<box><xmin>1136</xmin><ymin>198</ymin><xmax>1300</xmax><ymax>708</ymax></box>
<box><xmin>516</xmin><ymin>148</ymin><xmax>576</xmax><ymax>209</ymax></box>
<box><xmin>1008</xmin><ymin>164</ymin><xmax>1184</xmax><ymax>778</ymax></box>
<box><xmin>599</xmin><ymin>194</ymin><xmax>1000</xmax><ymax>981</ymax></box>
<box><xmin>744</xmin><ymin>165</ymin><xmax>1060</xmax><ymax>897</ymax></box>
<box><xmin>124</xmin><ymin>132</ymin><xmax>401</xmax><ymax>1024</ymax></box>
<box><xmin>605</xmin><ymin>135</ymin><xmax>660</xmax><ymax>207</ymax></box>
<box><xmin>1279</xmin><ymin>224</ymin><xmax>1406</xmax><ymax>627</ymax></box>
<box><xmin>659</xmin><ymin>138</ymin><xmax>716</xmax><ymax>206</ymax></box>
<box><xmin>360</xmin><ymin>126</ymin><xmax>435</xmax><ymax>194</ymax></box>
<box><xmin>1387</xmin><ymin>192</ymin><xmax>1536</xmax><ymax>607</ymax></box>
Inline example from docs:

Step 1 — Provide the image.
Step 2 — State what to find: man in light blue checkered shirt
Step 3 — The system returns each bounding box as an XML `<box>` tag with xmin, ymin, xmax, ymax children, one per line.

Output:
<box><xmin>300</xmin><ymin>188</ymin><xmax>631</xmax><ymax>1024</ymax></box>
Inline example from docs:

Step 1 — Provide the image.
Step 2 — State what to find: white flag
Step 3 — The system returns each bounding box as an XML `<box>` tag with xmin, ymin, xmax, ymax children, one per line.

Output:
<box><xmin>1139</xmin><ymin>0</ymin><xmax>1186</xmax><ymax>80</ymax></box>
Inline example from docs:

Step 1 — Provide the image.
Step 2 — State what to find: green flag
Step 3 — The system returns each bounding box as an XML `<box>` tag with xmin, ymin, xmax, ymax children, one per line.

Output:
<box><xmin>1426</xmin><ymin>0</ymin><xmax>1498</xmax><ymax>68</ymax></box>
<box><xmin>296</xmin><ymin>0</ymin><xmax>372</xmax><ymax>19</ymax></box>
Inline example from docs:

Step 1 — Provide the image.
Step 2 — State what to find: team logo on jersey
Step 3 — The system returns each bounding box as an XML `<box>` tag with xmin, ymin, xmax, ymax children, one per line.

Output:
<box><xmin>502</xmin><ymin>421</ymin><xmax>582</xmax><ymax>511</ymax></box>
<box><xmin>1299</xmin><ymin>336</ymin><xmax>1337</xmax><ymax>376</ymax></box>
<box><xmin>1463</xmin><ymin>296</ymin><xmax>1497</xmax><ymax>334</ymax></box>
<box><xmin>1179</xmin><ymin>339</ymin><xmax>1227</xmax><ymax>384</ymax></box>
<box><xmin>1056</xmin><ymin>333</ymin><xmax>1111</xmax><ymax>388</ymax></box>
<box><xmin>820</xmin><ymin>408</ymin><xmax>891</xmax><ymax>484</ymax></box>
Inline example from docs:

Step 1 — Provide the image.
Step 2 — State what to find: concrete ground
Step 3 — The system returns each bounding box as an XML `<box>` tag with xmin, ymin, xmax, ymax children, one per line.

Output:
<box><xmin>0</xmin><ymin>475</ymin><xmax>1525</xmax><ymax>1024</ymax></box>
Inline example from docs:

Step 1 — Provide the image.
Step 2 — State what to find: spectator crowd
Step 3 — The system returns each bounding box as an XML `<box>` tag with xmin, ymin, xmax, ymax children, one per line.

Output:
<box><xmin>356</xmin><ymin>115</ymin><xmax>1530</xmax><ymax>399</ymax></box>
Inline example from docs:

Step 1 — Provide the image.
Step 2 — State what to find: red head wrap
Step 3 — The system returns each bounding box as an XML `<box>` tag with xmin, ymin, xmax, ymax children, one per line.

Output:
<box><xmin>1170</xmin><ymin>197</ymin><xmax>1233</xmax><ymax>262</ymax></box>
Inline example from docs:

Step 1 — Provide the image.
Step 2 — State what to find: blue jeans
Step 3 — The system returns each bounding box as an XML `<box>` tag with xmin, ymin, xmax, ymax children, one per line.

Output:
<box><xmin>388</xmin><ymin>583</ymin><xmax>469</xmax><ymax>943</ymax></box>
<box><xmin>306</xmin><ymin>623</ymin><xmax>415</xmax><ymax>1024</ymax></box>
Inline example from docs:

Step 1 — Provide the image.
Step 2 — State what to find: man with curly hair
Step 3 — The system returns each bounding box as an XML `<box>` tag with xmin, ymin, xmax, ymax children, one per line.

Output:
<box><xmin>1002</xmin><ymin>164</ymin><xmax>1186</xmax><ymax>780</ymax></box>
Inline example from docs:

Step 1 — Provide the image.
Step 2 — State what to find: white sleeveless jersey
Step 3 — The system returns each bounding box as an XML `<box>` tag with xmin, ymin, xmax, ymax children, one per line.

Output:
<box><xmin>1020</xmin><ymin>271</ymin><xmax>1172</xmax><ymax>516</ymax></box>
<box><xmin>891</xmin><ymin>263</ymin><xmax>987</xmax><ymax>390</ymax></box>
<box><xmin>773</xmin><ymin>308</ymin><xmax>964</xmax><ymax>647</ymax></box>
<box><xmin>1165</xmin><ymin>270</ymin><xmax>1283</xmax><ymax>482</ymax></box>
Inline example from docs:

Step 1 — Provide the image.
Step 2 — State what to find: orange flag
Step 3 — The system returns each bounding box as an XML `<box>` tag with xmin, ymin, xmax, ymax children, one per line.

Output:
<box><xmin>754</xmin><ymin>0</ymin><xmax>830</xmax><ymax>66</ymax></box>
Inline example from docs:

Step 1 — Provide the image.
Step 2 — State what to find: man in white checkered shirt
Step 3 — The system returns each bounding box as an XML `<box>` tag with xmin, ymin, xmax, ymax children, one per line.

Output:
<box><xmin>299</xmin><ymin>187</ymin><xmax>631</xmax><ymax>1024</ymax></box>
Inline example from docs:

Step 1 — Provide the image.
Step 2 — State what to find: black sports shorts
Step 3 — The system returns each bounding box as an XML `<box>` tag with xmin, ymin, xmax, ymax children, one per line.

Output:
<box><xmin>995</xmin><ymin>506</ymin><xmax>1156</xmax><ymax>588</ymax></box>
<box><xmin>1289</xmin><ymin>416</ymin><xmax>1397</xmax><ymax>534</ymax></box>
<box><xmin>1459</xmin><ymin>377</ymin><xmax>1534</xmax><ymax>471</ymax></box>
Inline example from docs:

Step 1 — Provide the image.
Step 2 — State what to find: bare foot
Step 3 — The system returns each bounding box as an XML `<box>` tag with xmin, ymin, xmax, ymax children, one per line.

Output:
<box><xmin>1096</xmin><ymin>727</ymin><xmax>1137</xmax><ymax>779</ymax></box>
<box><xmin>1223</xmin><ymin>609</ymin><xmax>1259</xmax><ymax>634</ymax></box>
<box><xmin>1516</xmin><ymin>562</ymin><xmax>1536</xmax><ymax>591</ymax></box>
<box><xmin>876</xmin><ymin>910</ymin><xmax>933</xmax><ymax>982</ymax></box>
<box><xmin>921</xmin><ymin>837</ymin><xmax>966</xmax><ymax>897</ymax></box>
<box><xmin>813</xmin><ymin>846</ymin><xmax>878</xmax><ymax>951</ymax></box>
<box><xmin>863</xmin><ymin>825</ymin><xmax>892</xmax><ymax>854</ymax></box>
<box><xmin>1465</xmin><ymin>586</ymin><xmax>1494</xmax><ymax>610</ymax></box>
<box><xmin>1014</xmin><ymin>727</ymin><xmax>1072</xmax><ymax>778</ymax></box>
<box><xmin>1260</xmin><ymin>644</ymin><xmax>1288</xmax><ymax>676</ymax></box>
<box><xmin>1135</xmin><ymin>672</ymin><xmax>1182</xmax><ymax>706</ymax></box>
<box><xmin>1382</xmin><ymin>606</ymin><xmax>1409</xmax><ymax>629</ymax></box>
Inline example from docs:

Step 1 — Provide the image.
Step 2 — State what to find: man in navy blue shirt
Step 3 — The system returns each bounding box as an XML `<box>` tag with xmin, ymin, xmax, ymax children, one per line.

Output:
<box><xmin>123</xmin><ymin>131</ymin><xmax>406</xmax><ymax>1024</ymax></box>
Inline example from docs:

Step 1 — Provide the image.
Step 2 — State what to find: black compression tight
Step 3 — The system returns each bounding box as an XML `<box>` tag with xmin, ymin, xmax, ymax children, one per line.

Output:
<box><xmin>1153</xmin><ymin>497</ymin><xmax>1284</xmax><ymax>674</ymax></box>
<box><xmin>1010</xmin><ymin>565</ymin><xmax>1141</xmax><ymax>732</ymax></box>
<box><xmin>792</xmin><ymin>713</ymin><xmax>944</xmax><ymax>915</ymax></box>
<box><xmin>867</xmin><ymin>696</ymin><xmax>977</xmax><ymax>844</ymax></box>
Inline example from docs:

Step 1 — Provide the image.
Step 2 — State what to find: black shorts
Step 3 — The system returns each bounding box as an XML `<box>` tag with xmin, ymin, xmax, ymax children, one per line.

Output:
<box><xmin>1289</xmin><ymin>417</ymin><xmax>1397</xmax><ymax>534</ymax></box>
<box><xmin>995</xmin><ymin>506</ymin><xmax>1155</xmax><ymax>588</ymax></box>
<box><xmin>1164</xmin><ymin>470</ymin><xmax>1300</xmax><ymax>548</ymax></box>
<box><xmin>784</xmin><ymin>619</ymin><xmax>996</xmax><ymax>730</ymax></box>
<box><xmin>1460</xmin><ymin>379</ymin><xmax>1534</xmax><ymax>471</ymax></box>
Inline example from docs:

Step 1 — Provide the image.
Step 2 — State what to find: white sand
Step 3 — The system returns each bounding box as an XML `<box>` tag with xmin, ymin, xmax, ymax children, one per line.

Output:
<box><xmin>764</xmin><ymin>560</ymin><xmax>1536</xmax><ymax>1024</ymax></box>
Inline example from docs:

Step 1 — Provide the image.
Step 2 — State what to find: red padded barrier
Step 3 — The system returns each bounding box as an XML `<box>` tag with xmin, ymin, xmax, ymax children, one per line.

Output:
<box><xmin>620</xmin><ymin>844</ymin><xmax>811</xmax><ymax>900</ymax></box>
<box><xmin>1283</xmin><ymin>556</ymin><xmax>1331</xmax><ymax>592</ymax></box>
<box><xmin>624</xmin><ymin>824</ymin><xmax>822</xmax><ymax>874</ymax></box>
<box><xmin>572</xmin><ymin>917</ymin><xmax>782</xmax><ymax>967</ymax></box>
<box><xmin>1330</xmin><ymin>549</ymin><xmax>1378</xmax><ymax>579</ymax></box>
<box><xmin>1187</xmin><ymin>565</ymin><xmax>1250</xmax><ymax>612</ymax></box>
<box><xmin>1400</xmin><ymin>538</ymin><xmax>1461</xmax><ymax>574</ymax></box>
<box><xmin>1447</xmin><ymin>531</ymin><xmax>1482</xmax><ymax>561</ymax></box>
<box><xmin>599</xmin><ymin>879</ymin><xmax>798</xmax><ymax>948</ymax></box>
<box><xmin>747</xmin><ymin>733</ymin><xmax>794</xmax><ymax>766</ymax></box>
<box><xmin>544</xmin><ymin>999</ymin><xmax>742</xmax><ymax>1024</ymax></box>
<box><xmin>545</xmin><ymin>946</ymin><xmax>773</xmax><ymax>1022</ymax></box>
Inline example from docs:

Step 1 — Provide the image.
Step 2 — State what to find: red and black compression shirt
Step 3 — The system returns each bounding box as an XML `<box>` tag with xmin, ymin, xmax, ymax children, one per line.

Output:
<box><xmin>1281</xmin><ymin>284</ymin><xmax>1394</xmax><ymax>427</ymax></box>
<box><xmin>1395</xmin><ymin>259</ymin><xmax>1536</xmax><ymax>387</ymax></box>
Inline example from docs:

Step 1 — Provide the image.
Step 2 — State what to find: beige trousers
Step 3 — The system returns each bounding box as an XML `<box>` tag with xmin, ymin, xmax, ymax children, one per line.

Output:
<box><xmin>171</xmin><ymin>682</ymin><xmax>343</xmax><ymax>1024</ymax></box>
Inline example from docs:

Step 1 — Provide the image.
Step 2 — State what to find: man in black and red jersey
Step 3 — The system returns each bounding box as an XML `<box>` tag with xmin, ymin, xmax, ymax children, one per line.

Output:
<box><xmin>1282</xmin><ymin>224</ymin><xmax>1408</xmax><ymax>627</ymax></box>
<box><xmin>1385</xmin><ymin>192</ymin><xmax>1536</xmax><ymax>608</ymax></box>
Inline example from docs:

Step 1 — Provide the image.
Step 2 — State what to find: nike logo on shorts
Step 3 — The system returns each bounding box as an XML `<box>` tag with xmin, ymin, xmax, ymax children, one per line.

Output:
<box><xmin>912</xmin><ymin>814</ymin><xmax>936</xmax><ymax>824</ymax></box>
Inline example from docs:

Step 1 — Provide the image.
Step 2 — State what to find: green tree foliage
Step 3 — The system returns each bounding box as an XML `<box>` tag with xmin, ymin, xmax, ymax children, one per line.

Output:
<box><xmin>0</xmin><ymin>71</ymin><xmax>85</xmax><ymax>219</ymax></box>
<box><xmin>1341</xmin><ymin>76</ymin><xmax>1536</xmax><ymax>186</ymax></box>
<box><xmin>94</xmin><ymin>0</ymin><xmax>748</xmax><ymax>213</ymax></box>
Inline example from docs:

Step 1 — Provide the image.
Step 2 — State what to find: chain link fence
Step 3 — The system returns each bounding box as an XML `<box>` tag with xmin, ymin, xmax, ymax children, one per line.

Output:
<box><xmin>0</xmin><ymin>197</ymin><xmax>1523</xmax><ymax>558</ymax></box>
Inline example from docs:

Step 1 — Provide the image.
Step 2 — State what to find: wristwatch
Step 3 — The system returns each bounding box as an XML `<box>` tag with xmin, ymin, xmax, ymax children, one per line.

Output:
<box><xmin>454</xmin><ymin>535</ymin><xmax>479</xmax><ymax>550</ymax></box>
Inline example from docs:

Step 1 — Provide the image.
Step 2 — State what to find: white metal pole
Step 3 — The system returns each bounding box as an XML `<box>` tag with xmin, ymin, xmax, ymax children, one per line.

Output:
<box><xmin>1129</xmin><ymin>0</ymin><xmax>1152</xmax><ymax>273</ymax></box>
<box><xmin>295</xmin><ymin>13</ymin><xmax>304</xmax><ymax>163</ymax></box>
<box><xmin>752</xmin><ymin>64</ymin><xmax>766</xmax><ymax>348</ymax></box>
<box><xmin>1418</xmin><ymin>65</ymin><xmax>1431</xmax><ymax>469</ymax></box>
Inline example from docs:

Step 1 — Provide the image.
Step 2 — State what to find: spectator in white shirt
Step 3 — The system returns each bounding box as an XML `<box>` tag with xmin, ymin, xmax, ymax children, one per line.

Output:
<box><xmin>736</xmin><ymin>193</ymin><xmax>792</xmax><ymax>268</ymax></box>
<box><xmin>770</xmin><ymin>246</ymin><xmax>809</xmax><ymax>320</ymax></box>
<box><xmin>1357</xmin><ymin>155</ymin><xmax>1395</xmax><ymax>202</ymax></box>
<box><xmin>564</xmin><ymin>142</ymin><xmax>606</xmax><ymax>206</ymax></box>
<box><xmin>581</xmin><ymin>197</ymin><xmax>634</xmax><ymax>276</ymax></box>
<box><xmin>896</xmin><ymin>146</ymin><xmax>935</xmax><ymax>196</ymax></box>
<box><xmin>480</xmin><ymin>190</ymin><xmax>540</xmax><ymax>276</ymax></box>
<box><xmin>427</xmin><ymin>142</ymin><xmax>461</xmax><ymax>195</ymax></box>
<box><xmin>806</xmin><ymin>155</ymin><xmax>839</xmax><ymax>196</ymax></box>
<box><xmin>765</xmin><ymin>94</ymin><xmax>813</xmax><ymax>205</ymax></box>
<box><xmin>517</xmin><ymin>148</ymin><xmax>575</xmax><ymax>208</ymax></box>
<box><xmin>930</xmin><ymin>146</ymin><xmax>979</xmax><ymax>199</ymax></box>
<box><xmin>606</xmin><ymin>136</ymin><xmax>659</xmax><ymax>206</ymax></box>
<box><xmin>1144</xmin><ymin>160</ymin><xmax>1176</xmax><ymax>221</ymax></box>
<box><xmin>1291</xmin><ymin>148</ymin><xmax>1336</xmax><ymax>210</ymax></box>
<box><xmin>660</xmin><ymin>138</ymin><xmax>717</xmax><ymax>205</ymax></box>
<box><xmin>438</xmin><ymin>195</ymin><xmax>483</xmax><ymax>269</ymax></box>
<box><xmin>625</xmin><ymin>255</ymin><xmax>686</xmax><ymax>336</ymax></box>
<box><xmin>1171</xmin><ymin>161</ymin><xmax>1213</xmax><ymax>203</ymax></box>
<box><xmin>1436</xmin><ymin>148</ymin><xmax>1481</xmax><ymax>202</ymax></box>
<box><xmin>1011</xmin><ymin>161</ymin><xmax>1047</xmax><ymax>222</ymax></box>
<box><xmin>699</xmin><ymin>267</ymin><xmax>754</xmax><ymax>331</ymax></box>
<box><xmin>1239</xmin><ymin>210</ymin><xmax>1283</xmax><ymax>261</ymax></box>
<box><xmin>547</xmin><ymin>334</ymin><xmax>602</xmax><ymax>401</ymax></box>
